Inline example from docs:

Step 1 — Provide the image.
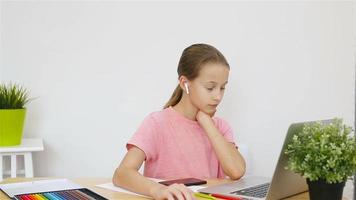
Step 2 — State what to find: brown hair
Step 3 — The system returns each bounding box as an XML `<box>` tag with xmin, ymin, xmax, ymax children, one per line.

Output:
<box><xmin>164</xmin><ymin>43</ymin><xmax>230</xmax><ymax>109</ymax></box>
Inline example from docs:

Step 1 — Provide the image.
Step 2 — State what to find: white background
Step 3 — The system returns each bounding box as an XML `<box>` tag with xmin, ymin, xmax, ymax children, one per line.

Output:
<box><xmin>0</xmin><ymin>1</ymin><xmax>355</xmax><ymax>179</ymax></box>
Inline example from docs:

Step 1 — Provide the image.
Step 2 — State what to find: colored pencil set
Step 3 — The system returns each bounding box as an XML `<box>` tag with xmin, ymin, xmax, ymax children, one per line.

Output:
<box><xmin>14</xmin><ymin>188</ymin><xmax>108</xmax><ymax>200</ymax></box>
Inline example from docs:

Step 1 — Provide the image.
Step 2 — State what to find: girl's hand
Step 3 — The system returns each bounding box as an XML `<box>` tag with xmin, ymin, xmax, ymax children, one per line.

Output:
<box><xmin>150</xmin><ymin>183</ymin><xmax>195</xmax><ymax>200</ymax></box>
<box><xmin>196</xmin><ymin>110</ymin><xmax>214</xmax><ymax>128</ymax></box>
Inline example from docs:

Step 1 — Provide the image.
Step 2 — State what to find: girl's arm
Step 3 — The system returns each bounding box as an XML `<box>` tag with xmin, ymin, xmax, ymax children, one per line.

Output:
<box><xmin>112</xmin><ymin>147</ymin><xmax>195</xmax><ymax>200</ymax></box>
<box><xmin>196</xmin><ymin>111</ymin><xmax>246</xmax><ymax>180</ymax></box>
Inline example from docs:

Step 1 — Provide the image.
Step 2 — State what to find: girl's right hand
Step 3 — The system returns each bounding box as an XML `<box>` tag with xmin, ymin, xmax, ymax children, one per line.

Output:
<box><xmin>150</xmin><ymin>183</ymin><xmax>195</xmax><ymax>200</ymax></box>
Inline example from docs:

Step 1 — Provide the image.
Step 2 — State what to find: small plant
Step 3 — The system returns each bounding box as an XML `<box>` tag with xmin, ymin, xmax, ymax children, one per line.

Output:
<box><xmin>285</xmin><ymin>118</ymin><xmax>356</xmax><ymax>184</ymax></box>
<box><xmin>0</xmin><ymin>83</ymin><xmax>30</xmax><ymax>109</ymax></box>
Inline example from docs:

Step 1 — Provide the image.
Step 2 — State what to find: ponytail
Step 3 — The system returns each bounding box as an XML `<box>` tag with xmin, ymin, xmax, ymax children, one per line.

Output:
<box><xmin>164</xmin><ymin>85</ymin><xmax>183</xmax><ymax>109</ymax></box>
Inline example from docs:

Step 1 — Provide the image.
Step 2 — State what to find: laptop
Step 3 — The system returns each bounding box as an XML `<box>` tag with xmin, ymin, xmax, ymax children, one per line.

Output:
<box><xmin>199</xmin><ymin>119</ymin><xmax>332</xmax><ymax>200</ymax></box>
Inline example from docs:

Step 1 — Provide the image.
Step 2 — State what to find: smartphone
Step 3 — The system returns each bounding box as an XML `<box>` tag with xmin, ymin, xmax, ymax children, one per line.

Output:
<box><xmin>159</xmin><ymin>178</ymin><xmax>207</xmax><ymax>186</ymax></box>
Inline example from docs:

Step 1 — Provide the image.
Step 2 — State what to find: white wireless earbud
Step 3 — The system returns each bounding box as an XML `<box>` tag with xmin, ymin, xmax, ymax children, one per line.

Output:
<box><xmin>184</xmin><ymin>82</ymin><xmax>189</xmax><ymax>94</ymax></box>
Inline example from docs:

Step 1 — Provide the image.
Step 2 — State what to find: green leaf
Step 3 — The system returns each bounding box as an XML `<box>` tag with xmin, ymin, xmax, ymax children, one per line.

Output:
<box><xmin>0</xmin><ymin>83</ymin><xmax>30</xmax><ymax>109</ymax></box>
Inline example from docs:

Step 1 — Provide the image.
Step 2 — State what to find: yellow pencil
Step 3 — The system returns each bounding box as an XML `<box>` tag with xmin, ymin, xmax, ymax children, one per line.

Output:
<box><xmin>38</xmin><ymin>193</ymin><xmax>49</xmax><ymax>200</ymax></box>
<box><xmin>194</xmin><ymin>192</ymin><xmax>216</xmax><ymax>200</ymax></box>
<box><xmin>34</xmin><ymin>194</ymin><xmax>46</xmax><ymax>200</ymax></box>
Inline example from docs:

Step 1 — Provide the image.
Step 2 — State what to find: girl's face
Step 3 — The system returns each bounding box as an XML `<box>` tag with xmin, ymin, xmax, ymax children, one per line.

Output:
<box><xmin>188</xmin><ymin>62</ymin><xmax>229</xmax><ymax>115</ymax></box>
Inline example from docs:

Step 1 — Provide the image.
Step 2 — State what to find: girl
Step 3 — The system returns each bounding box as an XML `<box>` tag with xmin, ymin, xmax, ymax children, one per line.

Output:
<box><xmin>113</xmin><ymin>43</ymin><xmax>246</xmax><ymax>200</ymax></box>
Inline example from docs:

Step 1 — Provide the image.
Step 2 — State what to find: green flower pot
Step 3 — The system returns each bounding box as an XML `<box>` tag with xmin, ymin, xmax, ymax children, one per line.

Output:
<box><xmin>0</xmin><ymin>109</ymin><xmax>26</xmax><ymax>146</ymax></box>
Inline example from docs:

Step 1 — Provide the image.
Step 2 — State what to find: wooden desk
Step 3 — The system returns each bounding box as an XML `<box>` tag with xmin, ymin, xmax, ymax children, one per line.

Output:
<box><xmin>0</xmin><ymin>177</ymin><xmax>347</xmax><ymax>200</ymax></box>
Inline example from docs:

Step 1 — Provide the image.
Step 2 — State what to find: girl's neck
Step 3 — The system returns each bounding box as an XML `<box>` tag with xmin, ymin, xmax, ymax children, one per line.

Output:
<box><xmin>172</xmin><ymin>95</ymin><xmax>198</xmax><ymax>121</ymax></box>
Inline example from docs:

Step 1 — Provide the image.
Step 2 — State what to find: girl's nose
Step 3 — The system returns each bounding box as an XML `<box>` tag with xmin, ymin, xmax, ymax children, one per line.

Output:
<box><xmin>214</xmin><ymin>91</ymin><xmax>223</xmax><ymax>102</ymax></box>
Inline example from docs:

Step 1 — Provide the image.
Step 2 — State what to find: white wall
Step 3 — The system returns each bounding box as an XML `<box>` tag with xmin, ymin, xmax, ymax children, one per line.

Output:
<box><xmin>1</xmin><ymin>1</ymin><xmax>354</xmax><ymax>178</ymax></box>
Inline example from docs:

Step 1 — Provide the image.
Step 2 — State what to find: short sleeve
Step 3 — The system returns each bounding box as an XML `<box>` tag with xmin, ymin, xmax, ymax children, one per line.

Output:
<box><xmin>126</xmin><ymin>114</ymin><xmax>158</xmax><ymax>161</ymax></box>
<box><xmin>214</xmin><ymin>117</ymin><xmax>235</xmax><ymax>144</ymax></box>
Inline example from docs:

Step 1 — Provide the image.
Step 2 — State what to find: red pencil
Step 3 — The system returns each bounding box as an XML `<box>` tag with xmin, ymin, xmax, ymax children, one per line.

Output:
<box><xmin>210</xmin><ymin>193</ymin><xmax>242</xmax><ymax>200</ymax></box>
<box><xmin>19</xmin><ymin>195</ymin><xmax>32</xmax><ymax>200</ymax></box>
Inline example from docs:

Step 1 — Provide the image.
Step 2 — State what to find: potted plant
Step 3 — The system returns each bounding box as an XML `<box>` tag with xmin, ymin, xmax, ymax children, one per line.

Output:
<box><xmin>285</xmin><ymin>118</ymin><xmax>356</xmax><ymax>200</ymax></box>
<box><xmin>0</xmin><ymin>83</ymin><xmax>30</xmax><ymax>146</ymax></box>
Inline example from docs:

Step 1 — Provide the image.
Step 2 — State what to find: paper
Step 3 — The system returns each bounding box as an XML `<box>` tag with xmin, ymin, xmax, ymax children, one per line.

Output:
<box><xmin>96</xmin><ymin>178</ymin><xmax>206</xmax><ymax>198</ymax></box>
<box><xmin>0</xmin><ymin>179</ymin><xmax>83</xmax><ymax>198</ymax></box>
<box><xmin>187</xmin><ymin>185</ymin><xmax>206</xmax><ymax>192</ymax></box>
<box><xmin>96</xmin><ymin>182</ymin><xmax>150</xmax><ymax>198</ymax></box>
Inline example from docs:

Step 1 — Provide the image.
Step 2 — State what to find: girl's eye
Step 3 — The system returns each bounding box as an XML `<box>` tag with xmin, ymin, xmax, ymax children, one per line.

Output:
<box><xmin>221</xmin><ymin>87</ymin><xmax>225</xmax><ymax>90</ymax></box>
<box><xmin>206</xmin><ymin>87</ymin><xmax>214</xmax><ymax>91</ymax></box>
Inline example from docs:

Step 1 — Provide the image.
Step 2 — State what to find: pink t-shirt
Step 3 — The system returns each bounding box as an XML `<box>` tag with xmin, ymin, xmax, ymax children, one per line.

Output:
<box><xmin>127</xmin><ymin>106</ymin><xmax>235</xmax><ymax>179</ymax></box>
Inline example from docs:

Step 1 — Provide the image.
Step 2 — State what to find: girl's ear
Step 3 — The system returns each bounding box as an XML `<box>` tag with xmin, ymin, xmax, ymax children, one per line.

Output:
<box><xmin>178</xmin><ymin>76</ymin><xmax>190</xmax><ymax>94</ymax></box>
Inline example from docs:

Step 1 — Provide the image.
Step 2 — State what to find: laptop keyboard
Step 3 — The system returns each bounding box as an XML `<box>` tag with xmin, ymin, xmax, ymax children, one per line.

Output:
<box><xmin>230</xmin><ymin>183</ymin><xmax>270</xmax><ymax>198</ymax></box>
